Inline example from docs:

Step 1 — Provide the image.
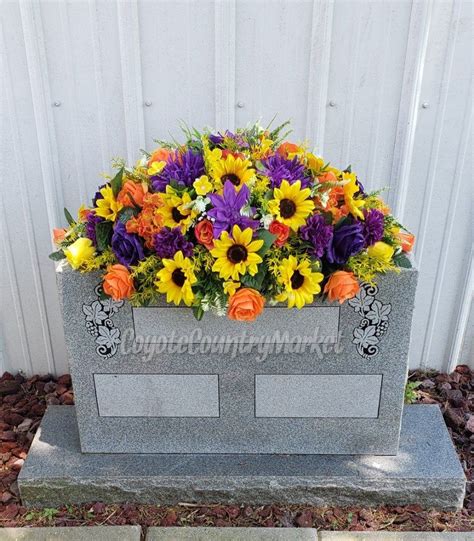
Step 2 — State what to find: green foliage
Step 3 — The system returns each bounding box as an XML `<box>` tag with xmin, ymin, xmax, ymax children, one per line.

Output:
<box><xmin>110</xmin><ymin>167</ymin><xmax>124</xmax><ymax>197</ymax></box>
<box><xmin>64</xmin><ymin>207</ymin><xmax>75</xmax><ymax>226</ymax></box>
<box><xmin>95</xmin><ymin>221</ymin><xmax>113</xmax><ymax>252</ymax></box>
<box><xmin>404</xmin><ymin>380</ymin><xmax>421</xmax><ymax>404</ymax></box>
<box><xmin>49</xmin><ymin>250</ymin><xmax>66</xmax><ymax>261</ymax></box>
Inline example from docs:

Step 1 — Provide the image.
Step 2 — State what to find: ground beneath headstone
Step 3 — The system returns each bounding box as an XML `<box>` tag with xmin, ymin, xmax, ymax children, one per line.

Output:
<box><xmin>0</xmin><ymin>367</ymin><xmax>472</xmax><ymax>532</ymax></box>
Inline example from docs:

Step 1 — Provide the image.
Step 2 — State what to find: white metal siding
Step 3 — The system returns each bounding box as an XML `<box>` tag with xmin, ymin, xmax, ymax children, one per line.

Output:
<box><xmin>1</xmin><ymin>0</ymin><xmax>472</xmax><ymax>375</ymax></box>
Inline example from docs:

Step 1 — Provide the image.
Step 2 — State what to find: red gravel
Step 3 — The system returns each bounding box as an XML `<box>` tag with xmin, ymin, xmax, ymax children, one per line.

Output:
<box><xmin>0</xmin><ymin>367</ymin><xmax>472</xmax><ymax>531</ymax></box>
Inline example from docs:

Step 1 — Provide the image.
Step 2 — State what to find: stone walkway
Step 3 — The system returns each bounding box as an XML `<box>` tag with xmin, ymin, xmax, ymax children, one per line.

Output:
<box><xmin>1</xmin><ymin>527</ymin><xmax>473</xmax><ymax>540</ymax></box>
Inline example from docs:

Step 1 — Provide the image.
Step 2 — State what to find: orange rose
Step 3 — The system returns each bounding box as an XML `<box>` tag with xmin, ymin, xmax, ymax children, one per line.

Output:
<box><xmin>117</xmin><ymin>180</ymin><xmax>147</xmax><ymax>208</ymax></box>
<box><xmin>103</xmin><ymin>264</ymin><xmax>135</xmax><ymax>301</ymax></box>
<box><xmin>195</xmin><ymin>219</ymin><xmax>215</xmax><ymax>250</ymax></box>
<box><xmin>398</xmin><ymin>231</ymin><xmax>415</xmax><ymax>253</ymax></box>
<box><xmin>53</xmin><ymin>228</ymin><xmax>67</xmax><ymax>245</ymax></box>
<box><xmin>269</xmin><ymin>220</ymin><xmax>290</xmax><ymax>247</ymax></box>
<box><xmin>324</xmin><ymin>271</ymin><xmax>360</xmax><ymax>304</ymax></box>
<box><xmin>148</xmin><ymin>148</ymin><xmax>171</xmax><ymax>167</ymax></box>
<box><xmin>277</xmin><ymin>141</ymin><xmax>300</xmax><ymax>156</ymax></box>
<box><xmin>228</xmin><ymin>288</ymin><xmax>265</xmax><ymax>322</ymax></box>
<box><xmin>317</xmin><ymin>171</ymin><xmax>338</xmax><ymax>183</ymax></box>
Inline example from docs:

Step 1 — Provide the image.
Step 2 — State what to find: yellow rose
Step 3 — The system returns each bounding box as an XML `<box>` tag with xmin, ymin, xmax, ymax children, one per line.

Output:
<box><xmin>64</xmin><ymin>238</ymin><xmax>95</xmax><ymax>269</ymax></box>
<box><xmin>368</xmin><ymin>241</ymin><xmax>394</xmax><ymax>263</ymax></box>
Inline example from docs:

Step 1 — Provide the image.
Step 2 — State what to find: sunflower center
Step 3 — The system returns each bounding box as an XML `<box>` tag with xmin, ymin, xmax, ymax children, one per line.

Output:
<box><xmin>290</xmin><ymin>270</ymin><xmax>305</xmax><ymax>290</ymax></box>
<box><xmin>227</xmin><ymin>244</ymin><xmax>248</xmax><ymax>264</ymax></box>
<box><xmin>172</xmin><ymin>207</ymin><xmax>186</xmax><ymax>223</ymax></box>
<box><xmin>171</xmin><ymin>268</ymin><xmax>186</xmax><ymax>288</ymax></box>
<box><xmin>280</xmin><ymin>198</ymin><xmax>296</xmax><ymax>219</ymax></box>
<box><xmin>222</xmin><ymin>173</ymin><xmax>241</xmax><ymax>186</ymax></box>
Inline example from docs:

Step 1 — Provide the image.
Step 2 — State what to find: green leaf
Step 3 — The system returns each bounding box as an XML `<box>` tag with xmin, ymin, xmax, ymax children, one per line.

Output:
<box><xmin>394</xmin><ymin>253</ymin><xmax>412</xmax><ymax>268</ymax></box>
<box><xmin>256</xmin><ymin>229</ymin><xmax>277</xmax><ymax>257</ymax></box>
<box><xmin>241</xmin><ymin>268</ymin><xmax>267</xmax><ymax>290</ymax></box>
<box><xmin>64</xmin><ymin>207</ymin><xmax>75</xmax><ymax>226</ymax></box>
<box><xmin>110</xmin><ymin>168</ymin><xmax>124</xmax><ymax>197</ymax></box>
<box><xmin>117</xmin><ymin>206</ymin><xmax>139</xmax><ymax>224</ymax></box>
<box><xmin>49</xmin><ymin>250</ymin><xmax>66</xmax><ymax>261</ymax></box>
<box><xmin>95</xmin><ymin>221</ymin><xmax>113</xmax><ymax>252</ymax></box>
<box><xmin>193</xmin><ymin>305</ymin><xmax>204</xmax><ymax>321</ymax></box>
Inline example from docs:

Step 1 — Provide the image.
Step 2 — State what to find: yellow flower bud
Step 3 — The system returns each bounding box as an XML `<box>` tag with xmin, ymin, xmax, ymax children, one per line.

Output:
<box><xmin>64</xmin><ymin>238</ymin><xmax>95</xmax><ymax>269</ymax></box>
<box><xmin>367</xmin><ymin>241</ymin><xmax>394</xmax><ymax>263</ymax></box>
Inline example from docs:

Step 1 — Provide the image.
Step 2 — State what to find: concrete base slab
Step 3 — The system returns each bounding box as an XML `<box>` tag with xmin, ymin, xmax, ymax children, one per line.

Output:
<box><xmin>0</xmin><ymin>526</ymin><xmax>141</xmax><ymax>540</ymax></box>
<box><xmin>18</xmin><ymin>405</ymin><xmax>465</xmax><ymax>510</ymax></box>
<box><xmin>146</xmin><ymin>527</ymin><xmax>317</xmax><ymax>540</ymax></box>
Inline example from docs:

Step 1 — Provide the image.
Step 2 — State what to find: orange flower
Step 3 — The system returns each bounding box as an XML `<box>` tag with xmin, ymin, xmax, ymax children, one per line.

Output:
<box><xmin>269</xmin><ymin>220</ymin><xmax>290</xmax><ymax>247</ymax></box>
<box><xmin>324</xmin><ymin>271</ymin><xmax>360</xmax><ymax>304</ymax></box>
<box><xmin>195</xmin><ymin>219</ymin><xmax>214</xmax><ymax>250</ymax></box>
<box><xmin>221</xmin><ymin>149</ymin><xmax>246</xmax><ymax>160</ymax></box>
<box><xmin>398</xmin><ymin>231</ymin><xmax>415</xmax><ymax>253</ymax></box>
<box><xmin>228</xmin><ymin>288</ymin><xmax>265</xmax><ymax>322</ymax></box>
<box><xmin>117</xmin><ymin>180</ymin><xmax>148</xmax><ymax>208</ymax></box>
<box><xmin>103</xmin><ymin>264</ymin><xmax>135</xmax><ymax>301</ymax></box>
<box><xmin>317</xmin><ymin>171</ymin><xmax>338</xmax><ymax>183</ymax></box>
<box><xmin>148</xmin><ymin>148</ymin><xmax>171</xmax><ymax>167</ymax></box>
<box><xmin>53</xmin><ymin>228</ymin><xmax>67</xmax><ymax>245</ymax></box>
<box><xmin>126</xmin><ymin>193</ymin><xmax>164</xmax><ymax>249</ymax></box>
<box><xmin>277</xmin><ymin>141</ymin><xmax>300</xmax><ymax>157</ymax></box>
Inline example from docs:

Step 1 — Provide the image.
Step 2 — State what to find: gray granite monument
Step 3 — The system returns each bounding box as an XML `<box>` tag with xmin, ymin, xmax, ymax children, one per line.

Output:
<box><xmin>17</xmin><ymin>264</ymin><xmax>467</xmax><ymax>508</ymax></box>
<box><xmin>56</xmin><ymin>265</ymin><xmax>417</xmax><ymax>455</ymax></box>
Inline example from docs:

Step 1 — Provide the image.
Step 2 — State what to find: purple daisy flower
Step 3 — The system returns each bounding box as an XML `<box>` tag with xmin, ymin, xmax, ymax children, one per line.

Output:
<box><xmin>300</xmin><ymin>214</ymin><xmax>333</xmax><ymax>259</ymax></box>
<box><xmin>85</xmin><ymin>212</ymin><xmax>104</xmax><ymax>247</ymax></box>
<box><xmin>326</xmin><ymin>221</ymin><xmax>365</xmax><ymax>264</ymax></box>
<box><xmin>207</xmin><ymin>181</ymin><xmax>259</xmax><ymax>238</ymax></box>
<box><xmin>362</xmin><ymin>209</ymin><xmax>384</xmax><ymax>247</ymax></box>
<box><xmin>209</xmin><ymin>130</ymin><xmax>249</xmax><ymax>148</ymax></box>
<box><xmin>111</xmin><ymin>222</ymin><xmax>145</xmax><ymax>268</ymax></box>
<box><xmin>260</xmin><ymin>154</ymin><xmax>308</xmax><ymax>189</ymax></box>
<box><xmin>154</xmin><ymin>227</ymin><xmax>194</xmax><ymax>259</ymax></box>
<box><xmin>151</xmin><ymin>150</ymin><xmax>205</xmax><ymax>192</ymax></box>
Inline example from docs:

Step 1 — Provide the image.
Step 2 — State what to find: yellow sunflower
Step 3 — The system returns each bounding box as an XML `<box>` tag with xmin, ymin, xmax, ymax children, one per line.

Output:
<box><xmin>342</xmin><ymin>172</ymin><xmax>365</xmax><ymax>220</ymax></box>
<box><xmin>211</xmin><ymin>225</ymin><xmax>263</xmax><ymax>280</ymax></box>
<box><xmin>95</xmin><ymin>185</ymin><xmax>123</xmax><ymax>221</ymax></box>
<box><xmin>156</xmin><ymin>186</ymin><xmax>197</xmax><ymax>232</ymax></box>
<box><xmin>268</xmin><ymin>180</ymin><xmax>314</xmax><ymax>231</ymax></box>
<box><xmin>155</xmin><ymin>250</ymin><xmax>197</xmax><ymax>306</ymax></box>
<box><xmin>275</xmin><ymin>256</ymin><xmax>324</xmax><ymax>309</ymax></box>
<box><xmin>212</xmin><ymin>154</ymin><xmax>255</xmax><ymax>191</ymax></box>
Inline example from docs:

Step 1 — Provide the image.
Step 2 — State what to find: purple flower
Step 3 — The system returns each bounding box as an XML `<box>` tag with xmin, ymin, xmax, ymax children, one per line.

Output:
<box><xmin>151</xmin><ymin>150</ymin><xmax>205</xmax><ymax>192</ymax></box>
<box><xmin>153</xmin><ymin>227</ymin><xmax>194</xmax><ymax>259</ymax></box>
<box><xmin>209</xmin><ymin>130</ymin><xmax>248</xmax><ymax>148</ymax></box>
<box><xmin>326</xmin><ymin>221</ymin><xmax>365</xmax><ymax>264</ymax></box>
<box><xmin>260</xmin><ymin>154</ymin><xmax>308</xmax><ymax>188</ymax></box>
<box><xmin>111</xmin><ymin>222</ymin><xmax>144</xmax><ymax>268</ymax></box>
<box><xmin>207</xmin><ymin>181</ymin><xmax>259</xmax><ymax>238</ymax></box>
<box><xmin>300</xmin><ymin>214</ymin><xmax>333</xmax><ymax>259</ymax></box>
<box><xmin>92</xmin><ymin>183</ymin><xmax>107</xmax><ymax>206</ymax></box>
<box><xmin>85</xmin><ymin>212</ymin><xmax>104</xmax><ymax>247</ymax></box>
<box><xmin>362</xmin><ymin>209</ymin><xmax>384</xmax><ymax>247</ymax></box>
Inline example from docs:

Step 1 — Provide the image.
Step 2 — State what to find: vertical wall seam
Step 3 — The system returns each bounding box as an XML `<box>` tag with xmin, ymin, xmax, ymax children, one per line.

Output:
<box><xmin>117</xmin><ymin>0</ymin><xmax>146</xmax><ymax>162</ymax></box>
<box><xmin>366</xmin><ymin>7</ymin><xmax>394</xmax><ymax>185</ymax></box>
<box><xmin>389</xmin><ymin>0</ymin><xmax>433</xmax><ymax>219</ymax></box>
<box><xmin>305</xmin><ymin>0</ymin><xmax>334</xmax><ymax>155</ymax></box>
<box><xmin>341</xmin><ymin>8</ymin><xmax>363</xmax><ymax>167</ymax></box>
<box><xmin>214</xmin><ymin>0</ymin><xmax>236</xmax><ymax>130</ymax></box>
<box><xmin>58</xmin><ymin>2</ymin><xmax>88</xmax><ymax>204</ymax></box>
<box><xmin>88</xmin><ymin>0</ymin><xmax>110</xmax><ymax>170</ymax></box>
<box><xmin>414</xmin><ymin>1</ymin><xmax>461</xmax><ymax>368</ymax></box>
<box><xmin>18</xmin><ymin>0</ymin><xmax>61</xmax><ymax>374</ymax></box>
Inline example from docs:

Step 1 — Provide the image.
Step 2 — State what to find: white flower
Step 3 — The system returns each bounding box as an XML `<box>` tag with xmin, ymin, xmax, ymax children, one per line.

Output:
<box><xmin>193</xmin><ymin>196</ymin><xmax>210</xmax><ymax>213</ymax></box>
<box><xmin>261</xmin><ymin>214</ymin><xmax>273</xmax><ymax>229</ymax></box>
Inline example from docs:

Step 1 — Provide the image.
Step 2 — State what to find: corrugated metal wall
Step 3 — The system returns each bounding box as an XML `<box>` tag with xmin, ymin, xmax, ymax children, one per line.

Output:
<box><xmin>1</xmin><ymin>0</ymin><xmax>472</xmax><ymax>376</ymax></box>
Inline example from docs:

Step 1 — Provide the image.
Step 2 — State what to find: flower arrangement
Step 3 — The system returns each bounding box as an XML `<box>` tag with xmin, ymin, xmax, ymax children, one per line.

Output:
<box><xmin>51</xmin><ymin>121</ymin><xmax>414</xmax><ymax>322</ymax></box>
